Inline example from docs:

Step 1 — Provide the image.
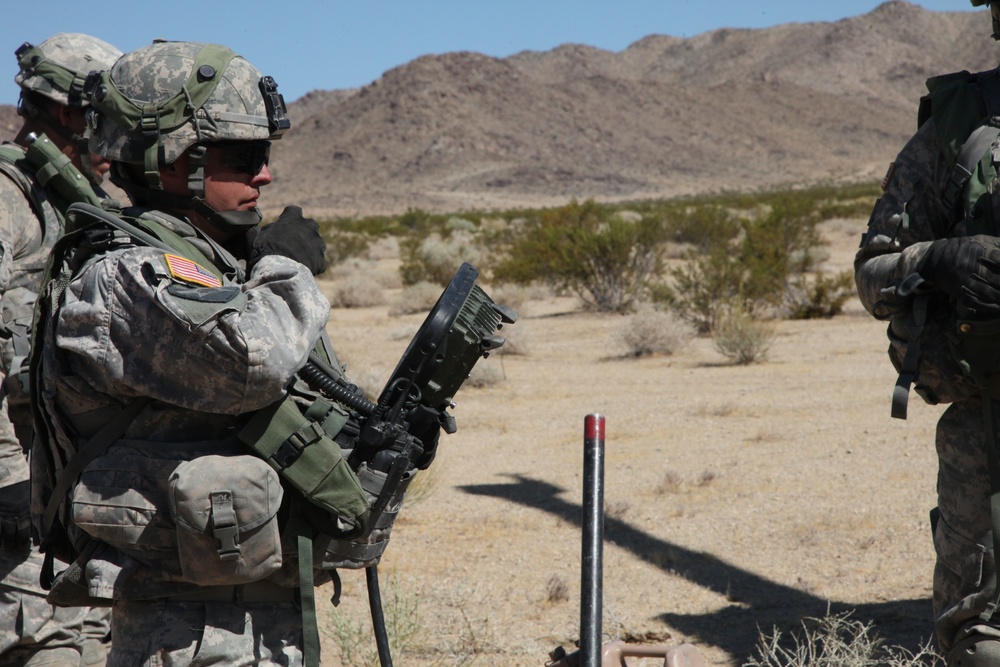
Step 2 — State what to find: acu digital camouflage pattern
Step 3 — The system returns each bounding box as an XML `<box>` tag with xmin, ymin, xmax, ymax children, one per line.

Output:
<box><xmin>855</xmin><ymin>117</ymin><xmax>1000</xmax><ymax>651</ymax></box>
<box><xmin>109</xmin><ymin>598</ymin><xmax>302</xmax><ymax>667</ymax></box>
<box><xmin>89</xmin><ymin>41</ymin><xmax>275</xmax><ymax>166</ymax></box>
<box><xmin>15</xmin><ymin>33</ymin><xmax>121</xmax><ymax>107</ymax></box>
<box><xmin>0</xmin><ymin>114</ymin><xmax>111</xmax><ymax>665</ymax></box>
<box><xmin>36</xmin><ymin>206</ymin><xmax>331</xmax><ymax>601</ymax></box>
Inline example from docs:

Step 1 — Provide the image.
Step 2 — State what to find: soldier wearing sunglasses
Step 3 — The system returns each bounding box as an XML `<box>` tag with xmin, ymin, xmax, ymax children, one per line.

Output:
<box><xmin>29</xmin><ymin>41</ymin><xmax>351</xmax><ymax>667</ymax></box>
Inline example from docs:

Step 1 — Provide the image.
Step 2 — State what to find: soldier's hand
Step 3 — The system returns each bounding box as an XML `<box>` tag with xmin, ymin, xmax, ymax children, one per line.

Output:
<box><xmin>0</xmin><ymin>480</ymin><xmax>31</xmax><ymax>550</ymax></box>
<box><xmin>918</xmin><ymin>236</ymin><xmax>1000</xmax><ymax>319</ymax></box>
<box><xmin>249</xmin><ymin>205</ymin><xmax>328</xmax><ymax>276</ymax></box>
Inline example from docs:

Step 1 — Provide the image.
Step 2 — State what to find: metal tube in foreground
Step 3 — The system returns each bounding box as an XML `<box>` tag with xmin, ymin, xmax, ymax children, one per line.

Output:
<box><xmin>581</xmin><ymin>413</ymin><xmax>605</xmax><ymax>667</ymax></box>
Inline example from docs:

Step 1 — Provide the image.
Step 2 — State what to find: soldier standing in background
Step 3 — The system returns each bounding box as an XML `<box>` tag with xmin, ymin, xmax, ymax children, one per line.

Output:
<box><xmin>0</xmin><ymin>33</ymin><xmax>121</xmax><ymax>667</ymax></box>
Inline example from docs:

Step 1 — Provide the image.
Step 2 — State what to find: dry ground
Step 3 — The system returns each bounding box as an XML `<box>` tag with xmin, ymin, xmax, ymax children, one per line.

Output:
<box><xmin>310</xmin><ymin>217</ymin><xmax>944</xmax><ymax>666</ymax></box>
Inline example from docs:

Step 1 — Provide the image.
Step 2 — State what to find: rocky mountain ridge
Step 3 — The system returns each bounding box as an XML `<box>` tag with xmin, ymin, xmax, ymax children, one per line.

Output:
<box><xmin>1</xmin><ymin>1</ymin><xmax>996</xmax><ymax>218</ymax></box>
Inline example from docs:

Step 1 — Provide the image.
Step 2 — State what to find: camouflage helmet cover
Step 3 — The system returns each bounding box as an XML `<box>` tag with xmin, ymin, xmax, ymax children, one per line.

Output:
<box><xmin>15</xmin><ymin>33</ymin><xmax>122</xmax><ymax>106</ymax></box>
<box><xmin>87</xmin><ymin>40</ymin><xmax>290</xmax><ymax>167</ymax></box>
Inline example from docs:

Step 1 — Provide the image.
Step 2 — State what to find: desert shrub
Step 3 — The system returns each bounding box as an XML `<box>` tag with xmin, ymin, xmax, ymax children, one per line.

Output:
<box><xmin>323</xmin><ymin>228</ymin><xmax>372</xmax><ymax>266</ymax></box>
<box><xmin>446</xmin><ymin>216</ymin><xmax>477</xmax><ymax>232</ymax></box>
<box><xmin>713</xmin><ymin>307</ymin><xmax>774</xmax><ymax>365</ymax></box>
<box><xmin>327</xmin><ymin>274</ymin><xmax>386</xmax><ymax>309</ymax></box>
<box><xmin>666</xmin><ymin>204</ymin><xmax>741</xmax><ymax>253</ymax></box>
<box><xmin>657</xmin><ymin>197</ymin><xmax>829</xmax><ymax>333</ymax></box>
<box><xmin>653</xmin><ymin>243</ymin><xmax>752</xmax><ymax>334</ymax></box>
<box><xmin>785</xmin><ymin>270</ymin><xmax>856</xmax><ymax>319</ymax></box>
<box><xmin>743</xmin><ymin>610</ymin><xmax>942</xmax><ymax>667</ymax></box>
<box><xmin>491</xmin><ymin>199</ymin><xmax>666</xmax><ymax>312</ymax></box>
<box><xmin>399</xmin><ymin>230</ymin><xmax>484</xmax><ymax>287</ymax></box>
<box><xmin>389</xmin><ymin>281</ymin><xmax>444</xmax><ymax>316</ymax></box>
<box><xmin>613</xmin><ymin>308</ymin><xmax>695</xmax><ymax>357</ymax></box>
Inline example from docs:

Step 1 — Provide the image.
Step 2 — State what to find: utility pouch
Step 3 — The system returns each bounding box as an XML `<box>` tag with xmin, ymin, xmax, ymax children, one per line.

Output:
<box><xmin>237</xmin><ymin>394</ymin><xmax>369</xmax><ymax>533</ymax></box>
<box><xmin>169</xmin><ymin>455</ymin><xmax>283</xmax><ymax>585</ymax></box>
<box><xmin>317</xmin><ymin>462</ymin><xmax>416</xmax><ymax>570</ymax></box>
<box><xmin>71</xmin><ymin>449</ymin><xmax>182</xmax><ymax>561</ymax></box>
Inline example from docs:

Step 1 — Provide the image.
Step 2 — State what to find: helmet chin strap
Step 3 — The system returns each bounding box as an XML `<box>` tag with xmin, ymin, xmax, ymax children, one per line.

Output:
<box><xmin>110</xmin><ymin>162</ymin><xmax>263</xmax><ymax>235</ymax></box>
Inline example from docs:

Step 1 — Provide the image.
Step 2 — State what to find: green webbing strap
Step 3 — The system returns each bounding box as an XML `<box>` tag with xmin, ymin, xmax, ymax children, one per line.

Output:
<box><xmin>892</xmin><ymin>295</ymin><xmax>929</xmax><ymax>419</ymax></box>
<box><xmin>943</xmin><ymin>124</ymin><xmax>1000</xmax><ymax>212</ymax></box>
<box><xmin>979</xmin><ymin>390</ymin><xmax>1000</xmax><ymax>622</ymax></box>
<box><xmin>297</xmin><ymin>514</ymin><xmax>320</xmax><ymax>667</ymax></box>
<box><xmin>65</xmin><ymin>203</ymin><xmax>223</xmax><ymax>283</ymax></box>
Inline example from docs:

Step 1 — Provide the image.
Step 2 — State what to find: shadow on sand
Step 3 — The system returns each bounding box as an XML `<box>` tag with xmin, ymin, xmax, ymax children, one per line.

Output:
<box><xmin>460</xmin><ymin>474</ymin><xmax>934</xmax><ymax>663</ymax></box>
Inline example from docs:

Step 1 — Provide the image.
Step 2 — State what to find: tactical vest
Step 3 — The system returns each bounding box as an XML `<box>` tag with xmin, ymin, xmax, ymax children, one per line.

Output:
<box><xmin>29</xmin><ymin>203</ymin><xmax>412</xmax><ymax>667</ymax></box>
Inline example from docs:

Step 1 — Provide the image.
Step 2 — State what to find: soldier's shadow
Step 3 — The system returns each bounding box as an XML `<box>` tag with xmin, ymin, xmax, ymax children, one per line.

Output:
<box><xmin>460</xmin><ymin>474</ymin><xmax>935</xmax><ymax>663</ymax></box>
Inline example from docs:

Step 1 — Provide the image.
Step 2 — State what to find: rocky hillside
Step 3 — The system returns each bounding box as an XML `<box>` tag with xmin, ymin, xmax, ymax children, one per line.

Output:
<box><xmin>2</xmin><ymin>1</ymin><xmax>996</xmax><ymax>218</ymax></box>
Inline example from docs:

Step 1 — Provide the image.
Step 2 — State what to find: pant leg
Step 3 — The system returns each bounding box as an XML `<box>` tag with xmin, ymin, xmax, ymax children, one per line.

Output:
<box><xmin>108</xmin><ymin>598</ymin><xmax>303</xmax><ymax>667</ymax></box>
<box><xmin>933</xmin><ymin>397</ymin><xmax>999</xmax><ymax>652</ymax></box>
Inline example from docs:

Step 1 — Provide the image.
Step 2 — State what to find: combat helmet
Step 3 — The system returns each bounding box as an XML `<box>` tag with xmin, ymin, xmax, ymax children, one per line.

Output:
<box><xmin>14</xmin><ymin>33</ymin><xmax>122</xmax><ymax>175</ymax></box>
<box><xmin>85</xmin><ymin>40</ymin><xmax>290</xmax><ymax>231</ymax></box>
<box><xmin>972</xmin><ymin>0</ymin><xmax>1000</xmax><ymax>39</ymax></box>
<box><xmin>15</xmin><ymin>33</ymin><xmax>121</xmax><ymax>108</ymax></box>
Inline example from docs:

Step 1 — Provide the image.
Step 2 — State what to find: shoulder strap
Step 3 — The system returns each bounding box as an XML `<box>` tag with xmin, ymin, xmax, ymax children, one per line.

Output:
<box><xmin>943</xmin><ymin>124</ymin><xmax>1000</xmax><ymax>212</ymax></box>
<box><xmin>66</xmin><ymin>203</ymin><xmax>224</xmax><ymax>282</ymax></box>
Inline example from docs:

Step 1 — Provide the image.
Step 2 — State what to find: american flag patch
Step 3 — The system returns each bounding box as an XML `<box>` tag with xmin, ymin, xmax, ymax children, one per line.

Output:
<box><xmin>164</xmin><ymin>254</ymin><xmax>222</xmax><ymax>288</ymax></box>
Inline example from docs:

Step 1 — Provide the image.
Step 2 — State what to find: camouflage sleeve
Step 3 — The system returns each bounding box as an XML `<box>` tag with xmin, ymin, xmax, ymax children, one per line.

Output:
<box><xmin>0</xmin><ymin>171</ymin><xmax>40</xmax><ymax>262</ymax></box>
<box><xmin>0</xmin><ymin>239</ymin><xmax>26</xmax><ymax>491</ymax></box>
<box><xmin>854</xmin><ymin>118</ymin><xmax>954</xmax><ymax>317</ymax></box>
<box><xmin>57</xmin><ymin>249</ymin><xmax>330</xmax><ymax>414</ymax></box>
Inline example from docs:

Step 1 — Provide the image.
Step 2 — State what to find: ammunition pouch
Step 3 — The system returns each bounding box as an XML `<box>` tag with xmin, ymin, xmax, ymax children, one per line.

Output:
<box><xmin>317</xmin><ymin>462</ymin><xmax>417</xmax><ymax>570</ymax></box>
<box><xmin>237</xmin><ymin>394</ymin><xmax>370</xmax><ymax>536</ymax></box>
<box><xmin>169</xmin><ymin>455</ymin><xmax>283</xmax><ymax>585</ymax></box>
<box><xmin>70</xmin><ymin>444</ymin><xmax>285</xmax><ymax>586</ymax></box>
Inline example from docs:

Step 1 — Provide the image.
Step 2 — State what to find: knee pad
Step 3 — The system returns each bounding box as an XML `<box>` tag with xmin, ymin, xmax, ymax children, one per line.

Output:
<box><xmin>949</xmin><ymin>633</ymin><xmax>1000</xmax><ymax>667</ymax></box>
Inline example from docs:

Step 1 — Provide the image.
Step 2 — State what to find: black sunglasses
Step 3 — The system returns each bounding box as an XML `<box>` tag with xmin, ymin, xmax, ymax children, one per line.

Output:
<box><xmin>213</xmin><ymin>141</ymin><xmax>271</xmax><ymax>176</ymax></box>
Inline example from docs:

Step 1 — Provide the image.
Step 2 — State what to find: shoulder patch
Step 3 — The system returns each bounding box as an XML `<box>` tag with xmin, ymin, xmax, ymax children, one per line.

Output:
<box><xmin>163</xmin><ymin>253</ymin><xmax>222</xmax><ymax>288</ymax></box>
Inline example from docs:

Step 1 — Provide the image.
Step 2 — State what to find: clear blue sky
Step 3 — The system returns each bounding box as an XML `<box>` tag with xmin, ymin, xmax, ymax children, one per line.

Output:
<box><xmin>0</xmin><ymin>0</ymin><xmax>982</xmax><ymax>106</ymax></box>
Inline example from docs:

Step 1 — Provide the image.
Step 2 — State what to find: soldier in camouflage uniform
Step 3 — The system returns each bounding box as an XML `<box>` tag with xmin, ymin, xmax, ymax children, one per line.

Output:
<box><xmin>0</xmin><ymin>33</ymin><xmax>121</xmax><ymax>667</ymax></box>
<box><xmin>29</xmin><ymin>40</ymin><xmax>377</xmax><ymax>667</ymax></box>
<box><xmin>856</xmin><ymin>2</ymin><xmax>1000</xmax><ymax>664</ymax></box>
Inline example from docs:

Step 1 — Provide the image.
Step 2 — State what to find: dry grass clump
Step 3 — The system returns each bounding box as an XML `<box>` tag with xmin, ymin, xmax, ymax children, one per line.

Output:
<box><xmin>713</xmin><ymin>308</ymin><xmax>774</xmax><ymax>365</ymax></box>
<box><xmin>327</xmin><ymin>274</ymin><xmax>387</xmax><ymax>309</ymax></box>
<box><xmin>327</xmin><ymin>257</ymin><xmax>399</xmax><ymax>289</ymax></box>
<box><xmin>545</xmin><ymin>574</ymin><xmax>571</xmax><ymax>604</ymax></box>
<box><xmin>613</xmin><ymin>308</ymin><xmax>696</xmax><ymax>358</ymax></box>
<box><xmin>743</xmin><ymin>611</ymin><xmax>942</xmax><ymax>667</ymax></box>
<box><xmin>389</xmin><ymin>281</ymin><xmax>443</xmax><ymax>316</ymax></box>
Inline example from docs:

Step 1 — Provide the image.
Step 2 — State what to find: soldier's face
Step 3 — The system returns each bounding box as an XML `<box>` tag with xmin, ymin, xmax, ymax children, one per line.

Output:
<box><xmin>202</xmin><ymin>143</ymin><xmax>272</xmax><ymax>213</ymax></box>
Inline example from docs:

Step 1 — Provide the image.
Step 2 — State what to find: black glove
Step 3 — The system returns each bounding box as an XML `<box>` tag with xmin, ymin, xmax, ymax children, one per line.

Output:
<box><xmin>0</xmin><ymin>480</ymin><xmax>31</xmax><ymax>550</ymax></box>
<box><xmin>248</xmin><ymin>205</ymin><xmax>328</xmax><ymax>276</ymax></box>
<box><xmin>918</xmin><ymin>236</ymin><xmax>1000</xmax><ymax>319</ymax></box>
